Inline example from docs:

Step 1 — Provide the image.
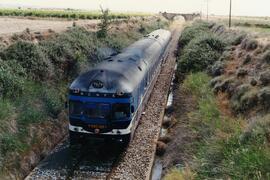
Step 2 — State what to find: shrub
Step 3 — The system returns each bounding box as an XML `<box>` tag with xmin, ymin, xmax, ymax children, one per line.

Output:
<box><xmin>261</xmin><ymin>50</ymin><xmax>270</xmax><ymax>64</ymax></box>
<box><xmin>211</xmin><ymin>60</ymin><xmax>225</xmax><ymax>76</ymax></box>
<box><xmin>42</xmin><ymin>88</ymin><xmax>63</xmax><ymax>118</ymax></box>
<box><xmin>236</xmin><ymin>68</ymin><xmax>248</xmax><ymax>77</ymax></box>
<box><xmin>230</xmin><ymin>32</ymin><xmax>246</xmax><ymax>45</ymax></box>
<box><xmin>179</xmin><ymin>21</ymin><xmax>210</xmax><ymax>48</ymax></box>
<box><xmin>230</xmin><ymin>84</ymin><xmax>252</xmax><ymax>111</ymax></box>
<box><xmin>210</xmin><ymin>75</ymin><xmax>225</xmax><ymax>88</ymax></box>
<box><xmin>0</xmin><ymin>134</ymin><xmax>27</xmax><ymax>157</ymax></box>
<box><xmin>179</xmin><ymin>34</ymin><xmax>225</xmax><ymax>73</ymax></box>
<box><xmin>259</xmin><ymin>70</ymin><xmax>270</xmax><ymax>85</ymax></box>
<box><xmin>0</xmin><ymin>60</ymin><xmax>25</xmax><ymax>98</ymax></box>
<box><xmin>243</xmin><ymin>54</ymin><xmax>252</xmax><ymax>65</ymax></box>
<box><xmin>18</xmin><ymin>106</ymin><xmax>45</xmax><ymax>126</ymax></box>
<box><xmin>213</xmin><ymin>77</ymin><xmax>238</xmax><ymax>95</ymax></box>
<box><xmin>241</xmin><ymin>38</ymin><xmax>258</xmax><ymax>50</ymax></box>
<box><xmin>40</xmin><ymin>28</ymin><xmax>99</xmax><ymax>79</ymax></box>
<box><xmin>97</xmin><ymin>8</ymin><xmax>111</xmax><ymax>38</ymax></box>
<box><xmin>258</xmin><ymin>87</ymin><xmax>270</xmax><ymax>110</ymax></box>
<box><xmin>2</xmin><ymin>41</ymin><xmax>53</xmax><ymax>80</ymax></box>
<box><xmin>239</xmin><ymin>88</ymin><xmax>259</xmax><ymax>111</ymax></box>
<box><xmin>0</xmin><ymin>100</ymin><xmax>13</xmax><ymax>121</ymax></box>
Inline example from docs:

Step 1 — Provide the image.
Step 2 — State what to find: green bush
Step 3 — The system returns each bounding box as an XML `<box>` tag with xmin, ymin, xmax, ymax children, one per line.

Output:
<box><xmin>1</xmin><ymin>41</ymin><xmax>53</xmax><ymax>80</ymax></box>
<box><xmin>42</xmin><ymin>88</ymin><xmax>63</xmax><ymax>118</ymax></box>
<box><xmin>0</xmin><ymin>100</ymin><xmax>13</xmax><ymax>121</ymax></box>
<box><xmin>179</xmin><ymin>21</ymin><xmax>210</xmax><ymax>48</ymax></box>
<box><xmin>40</xmin><ymin>27</ymin><xmax>99</xmax><ymax>79</ymax></box>
<box><xmin>97</xmin><ymin>8</ymin><xmax>111</xmax><ymax>38</ymax></box>
<box><xmin>0</xmin><ymin>133</ymin><xmax>27</xmax><ymax>157</ymax></box>
<box><xmin>0</xmin><ymin>60</ymin><xmax>25</xmax><ymax>98</ymax></box>
<box><xmin>18</xmin><ymin>106</ymin><xmax>45</xmax><ymax>126</ymax></box>
<box><xmin>178</xmin><ymin>34</ymin><xmax>225</xmax><ymax>73</ymax></box>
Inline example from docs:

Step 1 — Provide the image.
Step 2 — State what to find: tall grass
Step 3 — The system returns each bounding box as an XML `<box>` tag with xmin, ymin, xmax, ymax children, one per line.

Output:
<box><xmin>167</xmin><ymin>72</ymin><xmax>270</xmax><ymax>179</ymax></box>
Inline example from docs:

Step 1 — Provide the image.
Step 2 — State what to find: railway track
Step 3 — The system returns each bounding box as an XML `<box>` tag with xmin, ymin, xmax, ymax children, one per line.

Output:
<box><xmin>25</xmin><ymin>21</ymin><xmax>183</xmax><ymax>180</ymax></box>
<box><xmin>25</xmin><ymin>138</ymin><xmax>124</xmax><ymax>179</ymax></box>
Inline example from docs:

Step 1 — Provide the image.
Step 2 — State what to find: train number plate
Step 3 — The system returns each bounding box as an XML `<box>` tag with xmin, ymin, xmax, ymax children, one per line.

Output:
<box><xmin>88</xmin><ymin>125</ymin><xmax>107</xmax><ymax>129</ymax></box>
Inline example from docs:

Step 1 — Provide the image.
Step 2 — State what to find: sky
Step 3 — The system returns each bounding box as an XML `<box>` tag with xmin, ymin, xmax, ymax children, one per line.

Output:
<box><xmin>0</xmin><ymin>0</ymin><xmax>270</xmax><ymax>17</ymax></box>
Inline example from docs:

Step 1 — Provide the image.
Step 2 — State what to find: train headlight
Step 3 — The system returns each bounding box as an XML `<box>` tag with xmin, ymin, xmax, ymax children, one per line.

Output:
<box><xmin>73</xmin><ymin>88</ymin><xmax>80</xmax><ymax>94</ymax></box>
<box><xmin>116</xmin><ymin>91</ymin><xmax>124</xmax><ymax>96</ymax></box>
<box><xmin>94</xmin><ymin>129</ymin><xmax>100</xmax><ymax>134</ymax></box>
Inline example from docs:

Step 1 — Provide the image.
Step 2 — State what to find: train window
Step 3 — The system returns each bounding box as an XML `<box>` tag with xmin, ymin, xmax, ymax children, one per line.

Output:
<box><xmin>131</xmin><ymin>106</ymin><xmax>135</xmax><ymax>113</ymax></box>
<box><xmin>85</xmin><ymin>103</ymin><xmax>111</xmax><ymax>119</ymax></box>
<box><xmin>69</xmin><ymin>101</ymin><xmax>83</xmax><ymax>115</ymax></box>
<box><xmin>112</xmin><ymin>103</ymin><xmax>130</xmax><ymax>120</ymax></box>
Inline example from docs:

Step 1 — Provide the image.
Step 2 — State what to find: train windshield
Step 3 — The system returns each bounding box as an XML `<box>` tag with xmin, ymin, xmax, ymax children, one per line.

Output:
<box><xmin>112</xmin><ymin>103</ymin><xmax>130</xmax><ymax>120</ymax></box>
<box><xmin>69</xmin><ymin>101</ymin><xmax>83</xmax><ymax>115</ymax></box>
<box><xmin>85</xmin><ymin>103</ymin><xmax>111</xmax><ymax>119</ymax></box>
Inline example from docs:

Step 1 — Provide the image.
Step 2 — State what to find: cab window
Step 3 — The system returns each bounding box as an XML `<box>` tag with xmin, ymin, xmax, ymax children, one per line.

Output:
<box><xmin>112</xmin><ymin>103</ymin><xmax>130</xmax><ymax>120</ymax></box>
<box><xmin>69</xmin><ymin>101</ymin><xmax>83</xmax><ymax>115</ymax></box>
<box><xmin>85</xmin><ymin>103</ymin><xmax>111</xmax><ymax>119</ymax></box>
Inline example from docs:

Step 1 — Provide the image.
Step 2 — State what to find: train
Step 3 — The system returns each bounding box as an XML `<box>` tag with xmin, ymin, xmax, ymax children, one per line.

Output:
<box><xmin>68</xmin><ymin>29</ymin><xmax>172</xmax><ymax>145</ymax></box>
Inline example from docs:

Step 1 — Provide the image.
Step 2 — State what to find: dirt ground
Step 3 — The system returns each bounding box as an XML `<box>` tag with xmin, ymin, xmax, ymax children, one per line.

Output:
<box><xmin>0</xmin><ymin>17</ymin><xmax>99</xmax><ymax>36</ymax></box>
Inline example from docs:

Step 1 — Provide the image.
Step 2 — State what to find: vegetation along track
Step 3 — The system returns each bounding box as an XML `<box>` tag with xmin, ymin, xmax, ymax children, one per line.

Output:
<box><xmin>25</xmin><ymin>20</ymin><xmax>183</xmax><ymax>180</ymax></box>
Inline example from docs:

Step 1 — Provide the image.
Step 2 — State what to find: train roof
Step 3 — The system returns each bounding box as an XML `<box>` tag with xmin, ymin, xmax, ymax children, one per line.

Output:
<box><xmin>70</xmin><ymin>29</ymin><xmax>171</xmax><ymax>94</ymax></box>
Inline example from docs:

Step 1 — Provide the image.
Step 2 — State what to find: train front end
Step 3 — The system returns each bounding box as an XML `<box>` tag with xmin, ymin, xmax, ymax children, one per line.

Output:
<box><xmin>68</xmin><ymin>69</ymin><xmax>135</xmax><ymax>145</ymax></box>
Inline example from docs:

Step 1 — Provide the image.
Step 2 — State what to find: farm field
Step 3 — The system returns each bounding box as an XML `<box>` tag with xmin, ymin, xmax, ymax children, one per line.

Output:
<box><xmin>210</xmin><ymin>15</ymin><xmax>270</xmax><ymax>39</ymax></box>
<box><xmin>0</xmin><ymin>17</ymin><xmax>99</xmax><ymax>35</ymax></box>
<box><xmin>0</xmin><ymin>8</ymin><xmax>148</xmax><ymax>20</ymax></box>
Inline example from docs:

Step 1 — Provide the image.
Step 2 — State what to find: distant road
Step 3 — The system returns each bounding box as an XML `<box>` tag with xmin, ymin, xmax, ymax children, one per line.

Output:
<box><xmin>0</xmin><ymin>17</ymin><xmax>99</xmax><ymax>36</ymax></box>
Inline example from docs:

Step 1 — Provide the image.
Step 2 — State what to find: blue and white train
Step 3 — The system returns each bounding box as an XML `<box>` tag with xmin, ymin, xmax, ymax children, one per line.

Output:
<box><xmin>68</xmin><ymin>29</ymin><xmax>171</xmax><ymax>145</ymax></box>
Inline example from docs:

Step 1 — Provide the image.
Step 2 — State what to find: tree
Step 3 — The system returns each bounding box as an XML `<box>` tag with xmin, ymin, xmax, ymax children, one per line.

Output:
<box><xmin>97</xmin><ymin>6</ymin><xmax>111</xmax><ymax>38</ymax></box>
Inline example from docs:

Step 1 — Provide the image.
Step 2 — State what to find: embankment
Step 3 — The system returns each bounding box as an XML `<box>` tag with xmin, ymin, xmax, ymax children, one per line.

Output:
<box><xmin>162</xmin><ymin>21</ymin><xmax>270</xmax><ymax>179</ymax></box>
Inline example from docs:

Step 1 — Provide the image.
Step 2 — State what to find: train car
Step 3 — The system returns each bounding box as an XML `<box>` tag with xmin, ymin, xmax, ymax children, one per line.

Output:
<box><xmin>68</xmin><ymin>29</ymin><xmax>171</xmax><ymax>145</ymax></box>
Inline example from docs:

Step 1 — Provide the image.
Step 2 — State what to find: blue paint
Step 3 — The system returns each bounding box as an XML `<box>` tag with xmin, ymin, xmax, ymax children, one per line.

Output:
<box><xmin>69</xmin><ymin>95</ymin><xmax>131</xmax><ymax>103</ymax></box>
